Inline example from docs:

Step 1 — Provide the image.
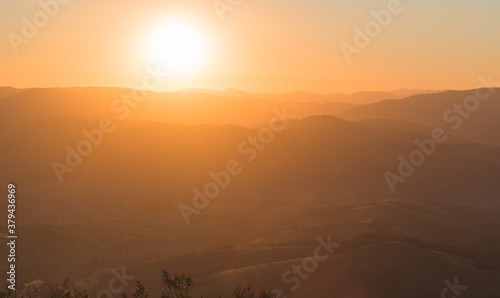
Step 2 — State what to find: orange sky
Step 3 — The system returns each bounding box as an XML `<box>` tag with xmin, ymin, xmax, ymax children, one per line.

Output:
<box><xmin>1</xmin><ymin>0</ymin><xmax>499</xmax><ymax>93</ymax></box>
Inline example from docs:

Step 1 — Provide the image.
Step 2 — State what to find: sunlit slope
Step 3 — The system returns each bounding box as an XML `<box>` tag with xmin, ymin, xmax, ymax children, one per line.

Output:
<box><xmin>3</xmin><ymin>198</ymin><xmax>500</xmax><ymax>297</ymax></box>
<box><xmin>1</xmin><ymin>116</ymin><xmax>500</xmax><ymax>214</ymax></box>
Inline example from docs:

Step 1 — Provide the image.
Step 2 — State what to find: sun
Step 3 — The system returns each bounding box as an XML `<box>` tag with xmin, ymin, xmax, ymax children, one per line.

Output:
<box><xmin>144</xmin><ymin>18</ymin><xmax>209</xmax><ymax>75</ymax></box>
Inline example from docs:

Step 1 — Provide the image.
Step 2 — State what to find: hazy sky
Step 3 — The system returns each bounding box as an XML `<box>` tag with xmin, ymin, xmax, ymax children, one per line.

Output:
<box><xmin>1</xmin><ymin>0</ymin><xmax>499</xmax><ymax>93</ymax></box>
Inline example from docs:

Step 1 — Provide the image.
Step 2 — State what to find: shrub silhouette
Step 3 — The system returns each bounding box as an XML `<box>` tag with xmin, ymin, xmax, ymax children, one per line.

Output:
<box><xmin>233</xmin><ymin>284</ymin><xmax>276</xmax><ymax>298</ymax></box>
<box><xmin>161</xmin><ymin>270</ymin><xmax>193</xmax><ymax>298</ymax></box>
<box><xmin>7</xmin><ymin>271</ymin><xmax>276</xmax><ymax>298</ymax></box>
<box><xmin>0</xmin><ymin>286</ymin><xmax>12</xmax><ymax>298</ymax></box>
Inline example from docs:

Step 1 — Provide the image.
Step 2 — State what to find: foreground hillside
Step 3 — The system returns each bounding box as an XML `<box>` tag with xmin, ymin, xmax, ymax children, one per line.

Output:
<box><xmin>2</xmin><ymin>198</ymin><xmax>500</xmax><ymax>297</ymax></box>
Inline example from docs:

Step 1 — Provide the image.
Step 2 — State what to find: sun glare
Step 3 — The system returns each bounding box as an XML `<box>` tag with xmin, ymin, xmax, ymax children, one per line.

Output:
<box><xmin>144</xmin><ymin>18</ymin><xmax>208</xmax><ymax>74</ymax></box>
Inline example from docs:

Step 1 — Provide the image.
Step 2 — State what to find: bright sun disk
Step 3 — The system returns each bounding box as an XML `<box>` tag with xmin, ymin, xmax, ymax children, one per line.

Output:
<box><xmin>145</xmin><ymin>19</ymin><xmax>208</xmax><ymax>75</ymax></box>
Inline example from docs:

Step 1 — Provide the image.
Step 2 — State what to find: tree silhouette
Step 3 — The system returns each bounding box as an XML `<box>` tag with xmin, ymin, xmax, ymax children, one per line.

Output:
<box><xmin>73</xmin><ymin>288</ymin><xmax>89</xmax><ymax>298</ymax></box>
<box><xmin>161</xmin><ymin>270</ymin><xmax>193</xmax><ymax>298</ymax></box>
<box><xmin>51</xmin><ymin>278</ymin><xmax>71</xmax><ymax>298</ymax></box>
<box><xmin>232</xmin><ymin>284</ymin><xmax>276</xmax><ymax>298</ymax></box>
<box><xmin>233</xmin><ymin>284</ymin><xmax>255</xmax><ymax>298</ymax></box>
<box><xmin>9</xmin><ymin>273</ymin><xmax>276</xmax><ymax>297</ymax></box>
<box><xmin>257</xmin><ymin>290</ymin><xmax>276</xmax><ymax>298</ymax></box>
<box><xmin>133</xmin><ymin>281</ymin><xmax>148</xmax><ymax>298</ymax></box>
<box><xmin>0</xmin><ymin>286</ymin><xmax>12</xmax><ymax>298</ymax></box>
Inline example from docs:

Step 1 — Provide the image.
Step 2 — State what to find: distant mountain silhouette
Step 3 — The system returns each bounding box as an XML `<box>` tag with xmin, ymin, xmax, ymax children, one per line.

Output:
<box><xmin>0</xmin><ymin>86</ymin><xmax>25</xmax><ymax>99</ymax></box>
<box><xmin>0</xmin><ymin>87</ymin><xmax>353</xmax><ymax>126</ymax></box>
<box><xmin>337</xmin><ymin>88</ymin><xmax>500</xmax><ymax>146</ymax></box>
<box><xmin>180</xmin><ymin>88</ymin><xmax>443</xmax><ymax>105</ymax></box>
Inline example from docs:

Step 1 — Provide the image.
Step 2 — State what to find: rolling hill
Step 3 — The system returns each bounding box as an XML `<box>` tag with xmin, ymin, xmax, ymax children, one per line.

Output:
<box><xmin>337</xmin><ymin>88</ymin><xmax>500</xmax><ymax>146</ymax></box>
